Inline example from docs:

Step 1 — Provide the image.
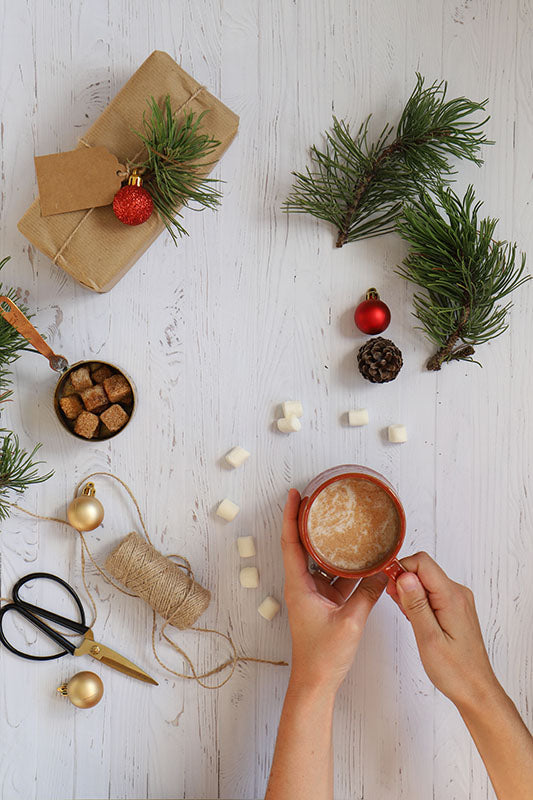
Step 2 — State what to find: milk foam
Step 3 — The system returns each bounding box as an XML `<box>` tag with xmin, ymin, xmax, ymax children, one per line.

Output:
<box><xmin>307</xmin><ymin>476</ymin><xmax>399</xmax><ymax>571</ymax></box>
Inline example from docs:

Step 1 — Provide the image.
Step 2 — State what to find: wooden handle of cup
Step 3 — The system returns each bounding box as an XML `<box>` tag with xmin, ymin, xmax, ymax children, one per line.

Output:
<box><xmin>0</xmin><ymin>296</ymin><xmax>65</xmax><ymax>369</ymax></box>
<box><xmin>382</xmin><ymin>558</ymin><xmax>406</xmax><ymax>582</ymax></box>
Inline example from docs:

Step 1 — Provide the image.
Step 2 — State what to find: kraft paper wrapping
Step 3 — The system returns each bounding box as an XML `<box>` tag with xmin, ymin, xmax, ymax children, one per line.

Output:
<box><xmin>17</xmin><ymin>51</ymin><xmax>239</xmax><ymax>293</ymax></box>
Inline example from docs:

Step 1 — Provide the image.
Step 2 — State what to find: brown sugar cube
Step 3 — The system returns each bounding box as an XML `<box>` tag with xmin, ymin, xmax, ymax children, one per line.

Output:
<box><xmin>74</xmin><ymin>411</ymin><xmax>100</xmax><ymax>439</ymax></box>
<box><xmin>100</xmin><ymin>404</ymin><xmax>129</xmax><ymax>433</ymax></box>
<box><xmin>103</xmin><ymin>373</ymin><xmax>132</xmax><ymax>404</ymax></box>
<box><xmin>80</xmin><ymin>383</ymin><xmax>109</xmax><ymax>414</ymax></box>
<box><xmin>70</xmin><ymin>367</ymin><xmax>93</xmax><ymax>392</ymax></box>
<box><xmin>59</xmin><ymin>394</ymin><xmax>83</xmax><ymax>420</ymax></box>
<box><xmin>61</xmin><ymin>378</ymin><xmax>77</xmax><ymax>397</ymax></box>
<box><xmin>92</xmin><ymin>365</ymin><xmax>113</xmax><ymax>384</ymax></box>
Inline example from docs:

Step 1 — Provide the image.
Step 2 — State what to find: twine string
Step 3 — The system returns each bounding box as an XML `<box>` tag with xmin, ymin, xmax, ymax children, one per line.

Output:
<box><xmin>52</xmin><ymin>85</ymin><xmax>206</xmax><ymax>267</ymax></box>
<box><xmin>5</xmin><ymin>471</ymin><xmax>287</xmax><ymax>688</ymax></box>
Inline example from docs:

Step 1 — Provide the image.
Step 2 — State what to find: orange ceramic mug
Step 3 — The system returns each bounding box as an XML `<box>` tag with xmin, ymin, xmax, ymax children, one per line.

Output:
<box><xmin>297</xmin><ymin>465</ymin><xmax>406</xmax><ymax>581</ymax></box>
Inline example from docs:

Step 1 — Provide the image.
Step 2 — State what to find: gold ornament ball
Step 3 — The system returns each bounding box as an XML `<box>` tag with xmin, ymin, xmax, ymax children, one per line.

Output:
<box><xmin>67</xmin><ymin>483</ymin><xmax>104</xmax><ymax>531</ymax></box>
<box><xmin>57</xmin><ymin>671</ymin><xmax>104</xmax><ymax>709</ymax></box>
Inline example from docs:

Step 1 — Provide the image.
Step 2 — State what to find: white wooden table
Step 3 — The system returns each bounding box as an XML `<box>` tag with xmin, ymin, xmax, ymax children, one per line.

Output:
<box><xmin>0</xmin><ymin>1</ymin><xmax>531</xmax><ymax>798</ymax></box>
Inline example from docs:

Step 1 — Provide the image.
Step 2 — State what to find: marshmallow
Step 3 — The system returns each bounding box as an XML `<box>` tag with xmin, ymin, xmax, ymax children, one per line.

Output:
<box><xmin>388</xmin><ymin>424</ymin><xmax>408</xmax><ymax>443</ymax></box>
<box><xmin>237</xmin><ymin>536</ymin><xmax>256</xmax><ymax>558</ymax></box>
<box><xmin>258</xmin><ymin>596</ymin><xmax>281</xmax><ymax>621</ymax></box>
<box><xmin>348</xmin><ymin>408</ymin><xmax>369</xmax><ymax>427</ymax></box>
<box><xmin>240</xmin><ymin>567</ymin><xmax>259</xmax><ymax>588</ymax></box>
<box><xmin>216</xmin><ymin>498</ymin><xmax>240</xmax><ymax>521</ymax></box>
<box><xmin>225</xmin><ymin>446</ymin><xmax>250</xmax><ymax>469</ymax></box>
<box><xmin>282</xmin><ymin>401</ymin><xmax>303</xmax><ymax>419</ymax></box>
<box><xmin>277</xmin><ymin>415</ymin><xmax>301</xmax><ymax>433</ymax></box>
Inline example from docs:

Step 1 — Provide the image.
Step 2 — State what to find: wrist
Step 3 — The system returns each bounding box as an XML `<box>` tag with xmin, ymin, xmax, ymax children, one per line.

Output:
<box><xmin>454</xmin><ymin>673</ymin><xmax>508</xmax><ymax>720</ymax></box>
<box><xmin>287</xmin><ymin>669</ymin><xmax>339</xmax><ymax>705</ymax></box>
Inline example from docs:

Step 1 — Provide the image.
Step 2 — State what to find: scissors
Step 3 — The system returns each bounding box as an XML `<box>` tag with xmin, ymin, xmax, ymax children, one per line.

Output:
<box><xmin>0</xmin><ymin>572</ymin><xmax>158</xmax><ymax>685</ymax></box>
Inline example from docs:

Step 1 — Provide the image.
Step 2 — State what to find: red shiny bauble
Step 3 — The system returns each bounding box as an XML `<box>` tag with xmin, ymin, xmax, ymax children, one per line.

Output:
<box><xmin>354</xmin><ymin>289</ymin><xmax>391</xmax><ymax>335</ymax></box>
<box><xmin>113</xmin><ymin>184</ymin><xmax>153</xmax><ymax>226</ymax></box>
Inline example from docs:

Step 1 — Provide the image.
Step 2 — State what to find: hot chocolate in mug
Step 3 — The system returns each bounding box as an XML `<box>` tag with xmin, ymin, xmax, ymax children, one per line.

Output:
<box><xmin>297</xmin><ymin>465</ymin><xmax>407</xmax><ymax>581</ymax></box>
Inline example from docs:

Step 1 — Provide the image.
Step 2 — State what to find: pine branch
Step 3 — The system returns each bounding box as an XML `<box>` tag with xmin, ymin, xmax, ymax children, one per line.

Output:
<box><xmin>283</xmin><ymin>74</ymin><xmax>493</xmax><ymax>247</ymax></box>
<box><xmin>0</xmin><ymin>435</ymin><xmax>54</xmax><ymax>521</ymax></box>
<box><xmin>0</xmin><ymin>256</ymin><xmax>34</xmax><ymax>402</ymax></box>
<box><xmin>396</xmin><ymin>185</ymin><xmax>530</xmax><ymax>370</ymax></box>
<box><xmin>132</xmin><ymin>96</ymin><xmax>223</xmax><ymax>244</ymax></box>
<box><xmin>0</xmin><ymin>257</ymin><xmax>53</xmax><ymax>519</ymax></box>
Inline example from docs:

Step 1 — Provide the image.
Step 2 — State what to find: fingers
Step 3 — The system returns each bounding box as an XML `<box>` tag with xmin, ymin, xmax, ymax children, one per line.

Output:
<box><xmin>399</xmin><ymin>552</ymin><xmax>454</xmax><ymax>603</ymax></box>
<box><xmin>396</xmin><ymin>571</ymin><xmax>441</xmax><ymax>644</ymax></box>
<box><xmin>339</xmin><ymin>572</ymin><xmax>388</xmax><ymax>625</ymax></box>
<box><xmin>280</xmin><ymin>489</ymin><xmax>309</xmax><ymax>582</ymax></box>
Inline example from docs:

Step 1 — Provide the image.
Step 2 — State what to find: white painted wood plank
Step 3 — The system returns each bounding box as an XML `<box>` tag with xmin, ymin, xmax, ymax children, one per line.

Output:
<box><xmin>0</xmin><ymin>1</ymin><xmax>531</xmax><ymax>798</ymax></box>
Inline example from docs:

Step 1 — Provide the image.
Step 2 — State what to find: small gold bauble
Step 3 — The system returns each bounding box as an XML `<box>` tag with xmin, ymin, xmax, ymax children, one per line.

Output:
<box><xmin>57</xmin><ymin>671</ymin><xmax>104</xmax><ymax>709</ymax></box>
<box><xmin>67</xmin><ymin>482</ymin><xmax>104</xmax><ymax>532</ymax></box>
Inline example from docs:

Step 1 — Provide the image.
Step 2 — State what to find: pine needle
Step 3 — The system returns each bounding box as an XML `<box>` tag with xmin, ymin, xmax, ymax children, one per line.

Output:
<box><xmin>396</xmin><ymin>185</ymin><xmax>530</xmax><ymax>370</ymax></box>
<box><xmin>133</xmin><ymin>96</ymin><xmax>223</xmax><ymax>243</ymax></box>
<box><xmin>283</xmin><ymin>74</ymin><xmax>493</xmax><ymax>247</ymax></box>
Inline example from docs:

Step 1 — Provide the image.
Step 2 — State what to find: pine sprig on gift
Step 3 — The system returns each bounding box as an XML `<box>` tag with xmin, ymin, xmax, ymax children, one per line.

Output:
<box><xmin>0</xmin><ymin>257</ymin><xmax>53</xmax><ymax>519</ymax></box>
<box><xmin>132</xmin><ymin>96</ymin><xmax>222</xmax><ymax>243</ymax></box>
<box><xmin>396</xmin><ymin>185</ymin><xmax>530</xmax><ymax>371</ymax></box>
<box><xmin>283</xmin><ymin>74</ymin><xmax>492</xmax><ymax>247</ymax></box>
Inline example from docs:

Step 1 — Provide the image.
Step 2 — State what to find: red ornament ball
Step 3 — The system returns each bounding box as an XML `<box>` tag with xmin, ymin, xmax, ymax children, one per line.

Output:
<box><xmin>113</xmin><ymin>184</ymin><xmax>153</xmax><ymax>226</ymax></box>
<box><xmin>354</xmin><ymin>289</ymin><xmax>391</xmax><ymax>335</ymax></box>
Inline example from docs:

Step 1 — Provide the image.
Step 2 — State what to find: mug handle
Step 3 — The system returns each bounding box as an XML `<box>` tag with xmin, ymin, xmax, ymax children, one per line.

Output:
<box><xmin>382</xmin><ymin>558</ymin><xmax>406</xmax><ymax>582</ymax></box>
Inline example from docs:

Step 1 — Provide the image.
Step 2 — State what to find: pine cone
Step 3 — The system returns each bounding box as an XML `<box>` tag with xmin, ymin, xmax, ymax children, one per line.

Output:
<box><xmin>357</xmin><ymin>337</ymin><xmax>403</xmax><ymax>383</ymax></box>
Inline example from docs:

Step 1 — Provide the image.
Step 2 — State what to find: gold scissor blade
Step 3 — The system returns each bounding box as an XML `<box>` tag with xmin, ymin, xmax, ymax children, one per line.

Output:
<box><xmin>74</xmin><ymin>633</ymin><xmax>158</xmax><ymax>685</ymax></box>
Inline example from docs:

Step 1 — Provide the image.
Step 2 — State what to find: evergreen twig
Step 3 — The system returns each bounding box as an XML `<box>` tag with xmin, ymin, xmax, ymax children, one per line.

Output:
<box><xmin>396</xmin><ymin>185</ymin><xmax>530</xmax><ymax>370</ymax></box>
<box><xmin>283</xmin><ymin>74</ymin><xmax>493</xmax><ymax>247</ymax></box>
<box><xmin>0</xmin><ymin>257</ymin><xmax>53</xmax><ymax>519</ymax></box>
<box><xmin>133</xmin><ymin>96</ymin><xmax>222</xmax><ymax>243</ymax></box>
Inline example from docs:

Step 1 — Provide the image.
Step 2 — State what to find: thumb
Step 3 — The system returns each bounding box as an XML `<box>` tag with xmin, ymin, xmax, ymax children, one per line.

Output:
<box><xmin>396</xmin><ymin>571</ymin><xmax>440</xmax><ymax>643</ymax></box>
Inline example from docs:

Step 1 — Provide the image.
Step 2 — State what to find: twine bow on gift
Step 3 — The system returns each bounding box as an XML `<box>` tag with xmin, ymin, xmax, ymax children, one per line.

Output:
<box><xmin>7</xmin><ymin>471</ymin><xmax>287</xmax><ymax>690</ymax></box>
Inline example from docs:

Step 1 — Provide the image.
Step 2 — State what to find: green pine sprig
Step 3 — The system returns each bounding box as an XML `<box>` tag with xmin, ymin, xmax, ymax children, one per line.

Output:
<box><xmin>396</xmin><ymin>185</ymin><xmax>530</xmax><ymax>370</ymax></box>
<box><xmin>0</xmin><ymin>435</ymin><xmax>53</xmax><ymax>521</ymax></box>
<box><xmin>132</xmin><ymin>96</ymin><xmax>222</xmax><ymax>244</ymax></box>
<box><xmin>0</xmin><ymin>257</ymin><xmax>34</xmax><ymax>403</ymax></box>
<box><xmin>283</xmin><ymin>74</ymin><xmax>492</xmax><ymax>247</ymax></box>
<box><xmin>0</xmin><ymin>256</ymin><xmax>53</xmax><ymax>519</ymax></box>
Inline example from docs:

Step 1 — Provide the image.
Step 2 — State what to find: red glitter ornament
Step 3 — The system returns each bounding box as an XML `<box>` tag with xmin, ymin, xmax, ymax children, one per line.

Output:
<box><xmin>113</xmin><ymin>170</ymin><xmax>153</xmax><ymax>226</ymax></box>
<box><xmin>354</xmin><ymin>288</ymin><xmax>391</xmax><ymax>335</ymax></box>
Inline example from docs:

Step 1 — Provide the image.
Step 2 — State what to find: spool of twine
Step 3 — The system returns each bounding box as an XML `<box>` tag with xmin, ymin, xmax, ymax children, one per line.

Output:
<box><xmin>105</xmin><ymin>532</ymin><xmax>210</xmax><ymax>630</ymax></box>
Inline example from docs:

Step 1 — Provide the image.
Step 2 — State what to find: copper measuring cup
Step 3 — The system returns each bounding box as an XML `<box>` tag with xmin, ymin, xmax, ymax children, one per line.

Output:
<box><xmin>0</xmin><ymin>296</ymin><xmax>135</xmax><ymax>440</ymax></box>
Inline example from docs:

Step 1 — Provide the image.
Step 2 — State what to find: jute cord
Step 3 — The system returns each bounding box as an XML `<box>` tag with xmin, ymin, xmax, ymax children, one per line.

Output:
<box><xmin>6</xmin><ymin>471</ymin><xmax>287</xmax><ymax>689</ymax></box>
<box><xmin>52</xmin><ymin>85</ymin><xmax>206</xmax><ymax>266</ymax></box>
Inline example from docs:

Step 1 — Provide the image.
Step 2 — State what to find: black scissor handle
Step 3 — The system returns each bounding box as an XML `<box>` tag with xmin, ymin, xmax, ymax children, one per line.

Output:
<box><xmin>0</xmin><ymin>572</ymin><xmax>88</xmax><ymax>662</ymax></box>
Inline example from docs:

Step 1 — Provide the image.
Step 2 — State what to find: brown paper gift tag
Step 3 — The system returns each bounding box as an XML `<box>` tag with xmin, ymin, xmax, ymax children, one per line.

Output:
<box><xmin>17</xmin><ymin>51</ymin><xmax>239</xmax><ymax>293</ymax></box>
<box><xmin>35</xmin><ymin>146</ymin><xmax>124</xmax><ymax>216</ymax></box>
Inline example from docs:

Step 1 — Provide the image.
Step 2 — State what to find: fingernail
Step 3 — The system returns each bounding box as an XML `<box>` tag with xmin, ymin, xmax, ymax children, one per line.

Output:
<box><xmin>397</xmin><ymin>573</ymin><xmax>419</xmax><ymax>592</ymax></box>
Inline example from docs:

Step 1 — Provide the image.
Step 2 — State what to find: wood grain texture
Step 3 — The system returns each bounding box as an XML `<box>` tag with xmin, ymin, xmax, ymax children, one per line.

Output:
<box><xmin>0</xmin><ymin>0</ymin><xmax>531</xmax><ymax>798</ymax></box>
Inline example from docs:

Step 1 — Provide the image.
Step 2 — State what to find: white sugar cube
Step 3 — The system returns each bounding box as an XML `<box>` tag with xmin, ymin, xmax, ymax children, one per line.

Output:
<box><xmin>348</xmin><ymin>408</ymin><xmax>369</xmax><ymax>427</ymax></box>
<box><xmin>237</xmin><ymin>536</ymin><xmax>256</xmax><ymax>558</ymax></box>
<box><xmin>388</xmin><ymin>424</ymin><xmax>408</xmax><ymax>443</ymax></box>
<box><xmin>240</xmin><ymin>567</ymin><xmax>259</xmax><ymax>588</ymax></box>
<box><xmin>258</xmin><ymin>595</ymin><xmax>281</xmax><ymax>621</ymax></box>
<box><xmin>225</xmin><ymin>446</ymin><xmax>250</xmax><ymax>469</ymax></box>
<box><xmin>277</xmin><ymin>415</ymin><xmax>301</xmax><ymax>433</ymax></box>
<box><xmin>282</xmin><ymin>400</ymin><xmax>303</xmax><ymax>419</ymax></box>
<box><xmin>216</xmin><ymin>498</ymin><xmax>240</xmax><ymax>521</ymax></box>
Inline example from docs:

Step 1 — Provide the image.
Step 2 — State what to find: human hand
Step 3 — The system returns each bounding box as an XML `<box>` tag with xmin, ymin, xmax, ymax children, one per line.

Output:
<box><xmin>281</xmin><ymin>488</ymin><xmax>387</xmax><ymax>696</ymax></box>
<box><xmin>388</xmin><ymin>552</ymin><xmax>500</xmax><ymax>710</ymax></box>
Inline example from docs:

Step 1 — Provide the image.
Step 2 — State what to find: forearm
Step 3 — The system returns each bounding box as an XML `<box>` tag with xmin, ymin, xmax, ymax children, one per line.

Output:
<box><xmin>265</xmin><ymin>678</ymin><xmax>336</xmax><ymax>800</ymax></box>
<box><xmin>457</xmin><ymin>682</ymin><xmax>533</xmax><ymax>800</ymax></box>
